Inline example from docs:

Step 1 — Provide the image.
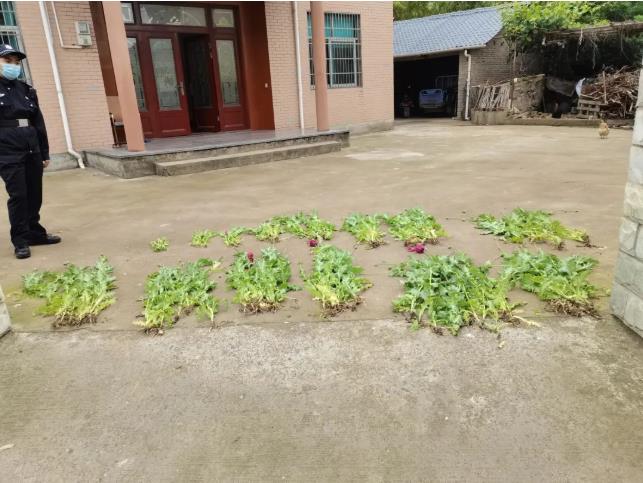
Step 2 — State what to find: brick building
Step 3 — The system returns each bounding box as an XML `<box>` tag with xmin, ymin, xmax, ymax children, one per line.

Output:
<box><xmin>5</xmin><ymin>1</ymin><xmax>393</xmax><ymax>171</ymax></box>
<box><xmin>393</xmin><ymin>7</ymin><xmax>538</xmax><ymax>120</ymax></box>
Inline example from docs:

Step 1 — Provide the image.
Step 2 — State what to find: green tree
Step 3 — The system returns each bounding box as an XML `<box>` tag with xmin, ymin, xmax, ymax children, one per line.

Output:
<box><xmin>393</xmin><ymin>1</ymin><xmax>492</xmax><ymax>20</ymax></box>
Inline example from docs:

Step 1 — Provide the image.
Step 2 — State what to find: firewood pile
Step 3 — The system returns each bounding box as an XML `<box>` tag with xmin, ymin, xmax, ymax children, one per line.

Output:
<box><xmin>581</xmin><ymin>67</ymin><xmax>639</xmax><ymax>119</ymax></box>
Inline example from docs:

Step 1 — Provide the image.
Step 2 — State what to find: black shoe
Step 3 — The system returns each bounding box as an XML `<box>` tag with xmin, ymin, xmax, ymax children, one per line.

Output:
<box><xmin>28</xmin><ymin>234</ymin><xmax>62</xmax><ymax>246</ymax></box>
<box><xmin>15</xmin><ymin>246</ymin><xmax>31</xmax><ymax>259</ymax></box>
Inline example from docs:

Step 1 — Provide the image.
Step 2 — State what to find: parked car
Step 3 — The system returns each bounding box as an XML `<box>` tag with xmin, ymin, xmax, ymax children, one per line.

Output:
<box><xmin>418</xmin><ymin>88</ymin><xmax>455</xmax><ymax>116</ymax></box>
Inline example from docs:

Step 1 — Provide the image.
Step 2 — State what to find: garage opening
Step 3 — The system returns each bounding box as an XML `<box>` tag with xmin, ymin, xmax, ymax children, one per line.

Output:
<box><xmin>394</xmin><ymin>55</ymin><xmax>459</xmax><ymax>118</ymax></box>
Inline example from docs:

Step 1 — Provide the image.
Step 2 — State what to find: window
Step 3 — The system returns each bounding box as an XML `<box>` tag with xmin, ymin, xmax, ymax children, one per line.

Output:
<box><xmin>140</xmin><ymin>4</ymin><xmax>206</xmax><ymax>27</ymax></box>
<box><xmin>212</xmin><ymin>8</ymin><xmax>234</xmax><ymax>28</ymax></box>
<box><xmin>0</xmin><ymin>1</ymin><xmax>30</xmax><ymax>83</ymax></box>
<box><xmin>121</xmin><ymin>3</ymin><xmax>134</xmax><ymax>24</ymax></box>
<box><xmin>307</xmin><ymin>13</ymin><xmax>361</xmax><ymax>88</ymax></box>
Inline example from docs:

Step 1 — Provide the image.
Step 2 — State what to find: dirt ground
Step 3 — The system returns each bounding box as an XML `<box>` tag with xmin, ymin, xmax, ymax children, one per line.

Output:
<box><xmin>1</xmin><ymin>120</ymin><xmax>642</xmax><ymax>481</ymax></box>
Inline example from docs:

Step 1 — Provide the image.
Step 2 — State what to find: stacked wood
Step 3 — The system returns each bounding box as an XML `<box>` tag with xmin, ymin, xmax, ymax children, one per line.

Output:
<box><xmin>472</xmin><ymin>81</ymin><xmax>512</xmax><ymax>111</ymax></box>
<box><xmin>581</xmin><ymin>67</ymin><xmax>639</xmax><ymax>119</ymax></box>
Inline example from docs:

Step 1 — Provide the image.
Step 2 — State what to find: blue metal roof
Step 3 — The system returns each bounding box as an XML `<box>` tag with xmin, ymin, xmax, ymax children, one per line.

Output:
<box><xmin>394</xmin><ymin>7</ymin><xmax>503</xmax><ymax>58</ymax></box>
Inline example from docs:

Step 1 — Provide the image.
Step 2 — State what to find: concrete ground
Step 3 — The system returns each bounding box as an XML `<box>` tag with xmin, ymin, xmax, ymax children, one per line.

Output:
<box><xmin>1</xmin><ymin>120</ymin><xmax>642</xmax><ymax>481</ymax></box>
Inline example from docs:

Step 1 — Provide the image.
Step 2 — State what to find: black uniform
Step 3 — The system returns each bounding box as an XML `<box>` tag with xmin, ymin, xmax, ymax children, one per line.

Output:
<box><xmin>0</xmin><ymin>77</ymin><xmax>49</xmax><ymax>248</ymax></box>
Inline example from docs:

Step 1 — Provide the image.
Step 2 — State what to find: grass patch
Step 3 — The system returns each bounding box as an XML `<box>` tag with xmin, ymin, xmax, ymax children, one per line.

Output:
<box><xmin>301</xmin><ymin>245</ymin><xmax>372</xmax><ymax>317</ymax></box>
<box><xmin>385</xmin><ymin>208</ymin><xmax>446</xmax><ymax>246</ymax></box>
<box><xmin>342</xmin><ymin>213</ymin><xmax>387</xmax><ymax>248</ymax></box>
<box><xmin>22</xmin><ymin>256</ymin><xmax>116</xmax><ymax>327</ymax></box>
<box><xmin>226</xmin><ymin>247</ymin><xmax>298</xmax><ymax>313</ymax></box>
<box><xmin>391</xmin><ymin>254</ymin><xmax>516</xmax><ymax>335</ymax></box>
<box><xmin>136</xmin><ymin>258</ymin><xmax>220</xmax><ymax>332</ymax></box>
<box><xmin>150</xmin><ymin>237</ymin><xmax>169</xmax><ymax>252</ymax></box>
<box><xmin>191</xmin><ymin>229</ymin><xmax>217</xmax><ymax>248</ymax></box>
<box><xmin>275</xmin><ymin>212</ymin><xmax>336</xmax><ymax>241</ymax></box>
<box><xmin>501</xmin><ymin>250</ymin><xmax>600</xmax><ymax>316</ymax></box>
<box><xmin>218</xmin><ymin>227</ymin><xmax>251</xmax><ymax>247</ymax></box>
<box><xmin>474</xmin><ymin>208</ymin><xmax>590</xmax><ymax>249</ymax></box>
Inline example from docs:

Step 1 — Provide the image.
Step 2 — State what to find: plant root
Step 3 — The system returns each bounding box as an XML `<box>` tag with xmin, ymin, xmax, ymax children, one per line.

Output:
<box><xmin>546</xmin><ymin>299</ymin><xmax>600</xmax><ymax>318</ymax></box>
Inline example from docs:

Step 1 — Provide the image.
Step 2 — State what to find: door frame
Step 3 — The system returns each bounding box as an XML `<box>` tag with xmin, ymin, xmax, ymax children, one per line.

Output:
<box><xmin>124</xmin><ymin>2</ymin><xmax>249</xmax><ymax>136</ymax></box>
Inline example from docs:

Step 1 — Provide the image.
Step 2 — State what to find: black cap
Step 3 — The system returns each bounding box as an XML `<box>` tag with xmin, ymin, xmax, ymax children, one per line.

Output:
<box><xmin>0</xmin><ymin>44</ymin><xmax>26</xmax><ymax>60</ymax></box>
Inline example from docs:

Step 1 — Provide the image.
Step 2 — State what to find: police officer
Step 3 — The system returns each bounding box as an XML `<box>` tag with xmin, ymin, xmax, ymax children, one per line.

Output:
<box><xmin>0</xmin><ymin>44</ymin><xmax>60</xmax><ymax>259</ymax></box>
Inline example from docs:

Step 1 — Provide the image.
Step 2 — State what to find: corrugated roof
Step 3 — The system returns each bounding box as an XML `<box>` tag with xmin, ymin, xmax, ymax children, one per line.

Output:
<box><xmin>394</xmin><ymin>7</ymin><xmax>503</xmax><ymax>58</ymax></box>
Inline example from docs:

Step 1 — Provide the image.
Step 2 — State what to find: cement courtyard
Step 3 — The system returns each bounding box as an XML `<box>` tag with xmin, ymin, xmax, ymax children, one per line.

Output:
<box><xmin>1</xmin><ymin>120</ymin><xmax>642</xmax><ymax>481</ymax></box>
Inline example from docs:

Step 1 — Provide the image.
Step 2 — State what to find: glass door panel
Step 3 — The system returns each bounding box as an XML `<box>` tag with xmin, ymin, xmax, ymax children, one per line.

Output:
<box><xmin>127</xmin><ymin>37</ymin><xmax>146</xmax><ymax>110</ymax></box>
<box><xmin>150</xmin><ymin>38</ymin><xmax>180</xmax><ymax>110</ymax></box>
<box><xmin>215</xmin><ymin>39</ymin><xmax>239</xmax><ymax>106</ymax></box>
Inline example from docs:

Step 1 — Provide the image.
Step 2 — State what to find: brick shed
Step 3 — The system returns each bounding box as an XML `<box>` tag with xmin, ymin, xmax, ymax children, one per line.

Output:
<box><xmin>393</xmin><ymin>7</ymin><xmax>537</xmax><ymax>120</ymax></box>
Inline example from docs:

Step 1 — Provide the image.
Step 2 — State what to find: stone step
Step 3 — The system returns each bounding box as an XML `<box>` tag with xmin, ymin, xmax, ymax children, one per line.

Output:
<box><xmin>154</xmin><ymin>140</ymin><xmax>341</xmax><ymax>176</ymax></box>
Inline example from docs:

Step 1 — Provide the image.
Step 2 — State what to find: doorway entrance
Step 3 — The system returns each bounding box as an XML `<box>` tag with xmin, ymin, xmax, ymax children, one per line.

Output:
<box><xmin>180</xmin><ymin>34</ymin><xmax>218</xmax><ymax>132</ymax></box>
<box><xmin>122</xmin><ymin>3</ymin><xmax>248</xmax><ymax>138</ymax></box>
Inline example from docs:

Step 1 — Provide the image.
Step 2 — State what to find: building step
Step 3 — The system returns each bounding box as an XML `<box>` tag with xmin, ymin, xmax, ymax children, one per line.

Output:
<box><xmin>154</xmin><ymin>140</ymin><xmax>341</xmax><ymax>176</ymax></box>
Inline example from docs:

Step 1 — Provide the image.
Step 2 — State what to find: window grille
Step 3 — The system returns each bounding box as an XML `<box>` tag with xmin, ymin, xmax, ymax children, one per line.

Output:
<box><xmin>307</xmin><ymin>12</ymin><xmax>361</xmax><ymax>88</ymax></box>
<box><xmin>0</xmin><ymin>1</ymin><xmax>30</xmax><ymax>83</ymax></box>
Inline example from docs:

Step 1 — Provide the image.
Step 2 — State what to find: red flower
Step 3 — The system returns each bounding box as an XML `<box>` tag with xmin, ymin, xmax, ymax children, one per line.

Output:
<box><xmin>246</xmin><ymin>251</ymin><xmax>254</xmax><ymax>263</ymax></box>
<box><xmin>308</xmin><ymin>239</ymin><xmax>319</xmax><ymax>247</ymax></box>
<box><xmin>406</xmin><ymin>243</ymin><xmax>425</xmax><ymax>254</ymax></box>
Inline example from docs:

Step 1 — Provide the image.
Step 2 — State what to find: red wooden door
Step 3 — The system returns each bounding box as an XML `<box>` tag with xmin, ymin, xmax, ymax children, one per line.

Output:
<box><xmin>135</xmin><ymin>32</ymin><xmax>191</xmax><ymax>137</ymax></box>
<box><xmin>213</xmin><ymin>33</ymin><xmax>246</xmax><ymax>131</ymax></box>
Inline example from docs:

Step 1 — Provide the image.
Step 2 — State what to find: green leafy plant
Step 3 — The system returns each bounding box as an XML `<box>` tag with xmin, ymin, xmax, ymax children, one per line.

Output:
<box><xmin>150</xmin><ymin>237</ymin><xmax>169</xmax><ymax>252</ymax></box>
<box><xmin>22</xmin><ymin>256</ymin><xmax>116</xmax><ymax>327</ymax></box>
<box><xmin>275</xmin><ymin>212</ymin><xmax>336</xmax><ymax>241</ymax></box>
<box><xmin>191</xmin><ymin>229</ymin><xmax>217</xmax><ymax>248</ymax></box>
<box><xmin>253</xmin><ymin>219</ymin><xmax>286</xmax><ymax>243</ymax></box>
<box><xmin>391</xmin><ymin>254</ymin><xmax>516</xmax><ymax>334</ymax></box>
<box><xmin>301</xmin><ymin>245</ymin><xmax>372</xmax><ymax>316</ymax></box>
<box><xmin>501</xmin><ymin>250</ymin><xmax>600</xmax><ymax>316</ymax></box>
<box><xmin>218</xmin><ymin>227</ymin><xmax>251</xmax><ymax>247</ymax></box>
<box><xmin>342</xmin><ymin>213</ymin><xmax>387</xmax><ymax>248</ymax></box>
<box><xmin>474</xmin><ymin>208</ymin><xmax>589</xmax><ymax>249</ymax></box>
<box><xmin>226</xmin><ymin>247</ymin><xmax>298</xmax><ymax>313</ymax></box>
<box><xmin>385</xmin><ymin>208</ymin><xmax>446</xmax><ymax>246</ymax></box>
<box><xmin>137</xmin><ymin>258</ymin><xmax>220</xmax><ymax>332</ymax></box>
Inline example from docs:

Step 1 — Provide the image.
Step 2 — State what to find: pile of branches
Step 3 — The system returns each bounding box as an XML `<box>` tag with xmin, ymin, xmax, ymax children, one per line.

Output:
<box><xmin>581</xmin><ymin>67</ymin><xmax>639</xmax><ymax>118</ymax></box>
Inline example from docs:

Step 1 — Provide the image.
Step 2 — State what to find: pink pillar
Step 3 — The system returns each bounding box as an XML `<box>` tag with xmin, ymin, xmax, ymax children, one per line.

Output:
<box><xmin>310</xmin><ymin>1</ymin><xmax>329</xmax><ymax>131</ymax></box>
<box><xmin>101</xmin><ymin>2</ymin><xmax>145</xmax><ymax>151</ymax></box>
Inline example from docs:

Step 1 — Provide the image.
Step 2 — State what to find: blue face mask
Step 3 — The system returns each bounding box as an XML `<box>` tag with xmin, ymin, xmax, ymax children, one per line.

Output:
<box><xmin>1</xmin><ymin>63</ymin><xmax>21</xmax><ymax>81</ymax></box>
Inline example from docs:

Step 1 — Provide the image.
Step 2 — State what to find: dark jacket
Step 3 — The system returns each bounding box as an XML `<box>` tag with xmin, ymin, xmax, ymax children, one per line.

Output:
<box><xmin>0</xmin><ymin>77</ymin><xmax>49</xmax><ymax>164</ymax></box>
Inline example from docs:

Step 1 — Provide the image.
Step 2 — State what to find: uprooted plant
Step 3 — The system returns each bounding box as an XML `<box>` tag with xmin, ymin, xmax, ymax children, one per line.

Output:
<box><xmin>226</xmin><ymin>247</ymin><xmax>298</xmax><ymax>313</ymax></box>
<box><xmin>385</xmin><ymin>208</ymin><xmax>447</xmax><ymax>246</ymax></box>
<box><xmin>22</xmin><ymin>256</ymin><xmax>116</xmax><ymax>327</ymax></box>
<box><xmin>150</xmin><ymin>237</ymin><xmax>169</xmax><ymax>252</ymax></box>
<box><xmin>474</xmin><ymin>208</ymin><xmax>590</xmax><ymax>249</ymax></box>
<box><xmin>342</xmin><ymin>213</ymin><xmax>387</xmax><ymax>248</ymax></box>
<box><xmin>253</xmin><ymin>218</ymin><xmax>287</xmax><ymax>243</ymax></box>
<box><xmin>501</xmin><ymin>250</ymin><xmax>600</xmax><ymax>316</ymax></box>
<box><xmin>218</xmin><ymin>227</ymin><xmax>251</xmax><ymax>247</ymax></box>
<box><xmin>191</xmin><ymin>229</ymin><xmax>217</xmax><ymax>248</ymax></box>
<box><xmin>301</xmin><ymin>245</ymin><xmax>372</xmax><ymax>317</ymax></box>
<box><xmin>275</xmin><ymin>212</ymin><xmax>336</xmax><ymax>242</ymax></box>
<box><xmin>391</xmin><ymin>254</ymin><xmax>517</xmax><ymax>335</ymax></box>
<box><xmin>137</xmin><ymin>258</ymin><xmax>220</xmax><ymax>332</ymax></box>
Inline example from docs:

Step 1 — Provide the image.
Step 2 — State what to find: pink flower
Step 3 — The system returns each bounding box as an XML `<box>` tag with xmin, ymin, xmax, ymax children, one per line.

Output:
<box><xmin>247</xmin><ymin>251</ymin><xmax>254</xmax><ymax>263</ymax></box>
<box><xmin>308</xmin><ymin>239</ymin><xmax>319</xmax><ymax>247</ymax></box>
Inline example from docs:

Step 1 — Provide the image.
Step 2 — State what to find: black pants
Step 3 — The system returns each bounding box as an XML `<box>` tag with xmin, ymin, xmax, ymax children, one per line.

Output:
<box><xmin>0</xmin><ymin>154</ymin><xmax>47</xmax><ymax>248</ymax></box>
